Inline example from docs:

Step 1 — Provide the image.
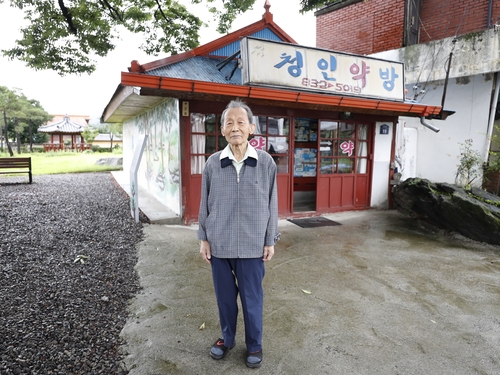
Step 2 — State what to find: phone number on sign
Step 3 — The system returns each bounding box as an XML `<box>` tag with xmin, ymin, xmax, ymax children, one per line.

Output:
<box><xmin>301</xmin><ymin>78</ymin><xmax>362</xmax><ymax>94</ymax></box>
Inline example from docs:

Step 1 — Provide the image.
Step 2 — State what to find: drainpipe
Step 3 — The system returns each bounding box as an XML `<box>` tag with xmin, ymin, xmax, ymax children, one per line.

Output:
<box><xmin>420</xmin><ymin>117</ymin><xmax>440</xmax><ymax>133</ymax></box>
<box><xmin>485</xmin><ymin>72</ymin><xmax>500</xmax><ymax>163</ymax></box>
<box><xmin>488</xmin><ymin>0</ymin><xmax>493</xmax><ymax>28</ymax></box>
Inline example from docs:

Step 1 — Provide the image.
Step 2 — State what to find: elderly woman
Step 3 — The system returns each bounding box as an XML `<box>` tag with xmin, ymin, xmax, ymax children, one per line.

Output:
<box><xmin>198</xmin><ymin>99</ymin><xmax>280</xmax><ymax>369</ymax></box>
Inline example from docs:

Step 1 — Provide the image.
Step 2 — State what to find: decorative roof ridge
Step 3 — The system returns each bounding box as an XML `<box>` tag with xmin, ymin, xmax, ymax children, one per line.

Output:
<box><xmin>39</xmin><ymin>115</ymin><xmax>84</xmax><ymax>130</ymax></box>
<box><xmin>129</xmin><ymin>0</ymin><xmax>297</xmax><ymax>73</ymax></box>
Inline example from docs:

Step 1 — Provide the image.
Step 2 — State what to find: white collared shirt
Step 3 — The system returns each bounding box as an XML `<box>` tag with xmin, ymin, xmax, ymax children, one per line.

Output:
<box><xmin>220</xmin><ymin>143</ymin><xmax>259</xmax><ymax>174</ymax></box>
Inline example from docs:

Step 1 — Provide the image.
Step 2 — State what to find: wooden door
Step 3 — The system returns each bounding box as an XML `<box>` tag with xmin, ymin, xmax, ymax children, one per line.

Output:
<box><xmin>316</xmin><ymin>121</ymin><xmax>372</xmax><ymax>211</ymax></box>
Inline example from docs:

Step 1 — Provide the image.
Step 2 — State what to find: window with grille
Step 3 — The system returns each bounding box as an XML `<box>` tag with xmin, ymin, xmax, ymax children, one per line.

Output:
<box><xmin>190</xmin><ymin>113</ymin><xmax>290</xmax><ymax>174</ymax></box>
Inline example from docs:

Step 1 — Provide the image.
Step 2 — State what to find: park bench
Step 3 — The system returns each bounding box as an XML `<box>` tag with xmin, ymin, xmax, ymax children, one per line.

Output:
<box><xmin>0</xmin><ymin>157</ymin><xmax>32</xmax><ymax>184</ymax></box>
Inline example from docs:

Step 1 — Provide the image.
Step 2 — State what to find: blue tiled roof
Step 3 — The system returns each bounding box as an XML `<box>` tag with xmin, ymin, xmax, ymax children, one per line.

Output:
<box><xmin>146</xmin><ymin>56</ymin><xmax>242</xmax><ymax>85</ymax></box>
<box><xmin>209</xmin><ymin>28</ymin><xmax>282</xmax><ymax>57</ymax></box>
<box><xmin>144</xmin><ymin>28</ymin><xmax>286</xmax><ymax>85</ymax></box>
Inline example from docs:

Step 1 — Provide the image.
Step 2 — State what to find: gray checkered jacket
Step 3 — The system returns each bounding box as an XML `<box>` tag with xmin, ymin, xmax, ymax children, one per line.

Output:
<box><xmin>197</xmin><ymin>149</ymin><xmax>279</xmax><ymax>258</ymax></box>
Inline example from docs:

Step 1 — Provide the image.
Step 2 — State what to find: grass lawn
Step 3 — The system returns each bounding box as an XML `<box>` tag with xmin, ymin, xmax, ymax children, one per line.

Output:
<box><xmin>0</xmin><ymin>152</ymin><xmax>123</xmax><ymax>175</ymax></box>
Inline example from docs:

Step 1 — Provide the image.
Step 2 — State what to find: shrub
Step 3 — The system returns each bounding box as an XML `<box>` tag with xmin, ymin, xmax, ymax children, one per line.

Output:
<box><xmin>455</xmin><ymin>139</ymin><xmax>483</xmax><ymax>189</ymax></box>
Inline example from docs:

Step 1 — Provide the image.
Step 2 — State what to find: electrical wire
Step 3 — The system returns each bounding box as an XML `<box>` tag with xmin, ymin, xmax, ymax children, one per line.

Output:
<box><xmin>412</xmin><ymin>1</ymin><xmax>470</xmax><ymax>102</ymax></box>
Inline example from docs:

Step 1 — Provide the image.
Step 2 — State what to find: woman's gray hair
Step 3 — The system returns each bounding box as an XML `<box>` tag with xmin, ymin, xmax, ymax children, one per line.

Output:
<box><xmin>221</xmin><ymin>99</ymin><xmax>254</xmax><ymax>125</ymax></box>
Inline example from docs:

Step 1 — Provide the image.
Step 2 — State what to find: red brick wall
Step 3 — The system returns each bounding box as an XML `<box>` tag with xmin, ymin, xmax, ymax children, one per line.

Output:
<box><xmin>316</xmin><ymin>0</ymin><xmax>500</xmax><ymax>54</ymax></box>
<box><xmin>419</xmin><ymin>0</ymin><xmax>500</xmax><ymax>43</ymax></box>
<box><xmin>316</xmin><ymin>0</ymin><xmax>405</xmax><ymax>55</ymax></box>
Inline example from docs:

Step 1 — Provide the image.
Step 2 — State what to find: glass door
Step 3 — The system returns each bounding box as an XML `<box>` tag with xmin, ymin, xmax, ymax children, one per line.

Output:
<box><xmin>293</xmin><ymin>118</ymin><xmax>318</xmax><ymax>212</ymax></box>
<box><xmin>317</xmin><ymin>120</ymin><xmax>371</xmax><ymax>210</ymax></box>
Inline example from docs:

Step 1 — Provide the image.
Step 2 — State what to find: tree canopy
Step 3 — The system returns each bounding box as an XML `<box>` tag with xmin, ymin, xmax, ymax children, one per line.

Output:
<box><xmin>1</xmin><ymin>0</ymin><xmax>329</xmax><ymax>76</ymax></box>
<box><xmin>0</xmin><ymin>86</ymin><xmax>51</xmax><ymax>155</ymax></box>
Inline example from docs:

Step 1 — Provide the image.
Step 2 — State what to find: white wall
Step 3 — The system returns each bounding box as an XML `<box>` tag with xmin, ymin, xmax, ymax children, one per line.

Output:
<box><xmin>400</xmin><ymin>74</ymin><xmax>493</xmax><ymax>185</ymax></box>
<box><xmin>371</xmin><ymin>122</ymin><xmax>394</xmax><ymax>208</ymax></box>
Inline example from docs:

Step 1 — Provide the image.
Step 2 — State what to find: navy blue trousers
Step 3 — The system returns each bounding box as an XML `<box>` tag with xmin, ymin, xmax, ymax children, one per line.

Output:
<box><xmin>211</xmin><ymin>257</ymin><xmax>265</xmax><ymax>353</ymax></box>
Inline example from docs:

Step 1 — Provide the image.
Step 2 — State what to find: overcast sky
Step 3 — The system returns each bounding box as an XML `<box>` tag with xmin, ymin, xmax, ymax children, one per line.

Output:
<box><xmin>0</xmin><ymin>1</ymin><xmax>316</xmax><ymax>122</ymax></box>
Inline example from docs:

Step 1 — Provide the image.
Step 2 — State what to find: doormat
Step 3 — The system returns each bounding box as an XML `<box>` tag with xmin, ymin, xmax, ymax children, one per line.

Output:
<box><xmin>287</xmin><ymin>217</ymin><xmax>341</xmax><ymax>228</ymax></box>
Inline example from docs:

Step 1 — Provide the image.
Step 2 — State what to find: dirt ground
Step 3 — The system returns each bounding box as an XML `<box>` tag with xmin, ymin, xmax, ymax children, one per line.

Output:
<box><xmin>119</xmin><ymin>210</ymin><xmax>500</xmax><ymax>375</ymax></box>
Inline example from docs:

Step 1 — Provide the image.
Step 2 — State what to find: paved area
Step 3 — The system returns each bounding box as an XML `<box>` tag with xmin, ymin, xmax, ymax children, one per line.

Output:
<box><xmin>118</xmin><ymin>207</ymin><xmax>500</xmax><ymax>375</ymax></box>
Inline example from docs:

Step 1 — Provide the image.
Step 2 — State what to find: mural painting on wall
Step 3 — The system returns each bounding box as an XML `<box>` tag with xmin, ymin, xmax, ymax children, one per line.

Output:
<box><xmin>132</xmin><ymin>98</ymin><xmax>180</xmax><ymax>207</ymax></box>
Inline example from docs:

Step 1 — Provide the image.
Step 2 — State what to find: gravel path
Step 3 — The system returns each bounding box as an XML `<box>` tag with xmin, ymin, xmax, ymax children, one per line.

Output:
<box><xmin>0</xmin><ymin>173</ymin><xmax>145</xmax><ymax>375</ymax></box>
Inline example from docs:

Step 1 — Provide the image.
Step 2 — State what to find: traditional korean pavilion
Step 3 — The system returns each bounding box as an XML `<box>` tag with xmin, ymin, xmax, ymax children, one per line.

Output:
<box><xmin>38</xmin><ymin>115</ymin><xmax>91</xmax><ymax>151</ymax></box>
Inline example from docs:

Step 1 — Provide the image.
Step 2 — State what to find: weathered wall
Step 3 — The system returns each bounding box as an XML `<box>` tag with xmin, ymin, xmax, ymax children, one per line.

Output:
<box><xmin>379</xmin><ymin>28</ymin><xmax>500</xmax><ymax>84</ymax></box>
<box><xmin>122</xmin><ymin>98</ymin><xmax>181</xmax><ymax>215</ymax></box>
<box><xmin>395</xmin><ymin>126</ymin><xmax>418</xmax><ymax>182</ymax></box>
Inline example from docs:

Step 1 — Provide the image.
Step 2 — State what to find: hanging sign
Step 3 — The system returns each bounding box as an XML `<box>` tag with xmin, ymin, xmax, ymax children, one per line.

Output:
<box><xmin>241</xmin><ymin>37</ymin><xmax>405</xmax><ymax>102</ymax></box>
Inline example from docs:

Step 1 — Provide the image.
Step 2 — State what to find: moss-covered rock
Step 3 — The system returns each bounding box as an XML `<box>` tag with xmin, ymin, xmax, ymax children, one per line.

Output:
<box><xmin>393</xmin><ymin>178</ymin><xmax>500</xmax><ymax>245</ymax></box>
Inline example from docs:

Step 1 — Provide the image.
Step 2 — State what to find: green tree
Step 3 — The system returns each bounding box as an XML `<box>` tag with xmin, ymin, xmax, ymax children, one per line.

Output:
<box><xmin>299</xmin><ymin>0</ymin><xmax>342</xmax><ymax>12</ymax></box>
<box><xmin>1</xmin><ymin>0</ymin><xmax>260</xmax><ymax>75</ymax></box>
<box><xmin>1</xmin><ymin>89</ymin><xmax>51</xmax><ymax>154</ymax></box>
<box><xmin>82</xmin><ymin>127</ymin><xmax>99</xmax><ymax>144</ymax></box>
<box><xmin>108</xmin><ymin>123</ymin><xmax>122</xmax><ymax>151</ymax></box>
<box><xmin>0</xmin><ymin>86</ymin><xmax>22</xmax><ymax>156</ymax></box>
<box><xmin>2</xmin><ymin>0</ymin><xmax>329</xmax><ymax>76</ymax></box>
<box><xmin>95</xmin><ymin>122</ymin><xmax>122</xmax><ymax>151</ymax></box>
<box><xmin>16</xmin><ymin>97</ymin><xmax>52</xmax><ymax>151</ymax></box>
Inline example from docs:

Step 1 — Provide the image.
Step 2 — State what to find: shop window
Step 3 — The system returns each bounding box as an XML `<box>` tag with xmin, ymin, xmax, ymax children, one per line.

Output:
<box><xmin>319</xmin><ymin>121</ymin><xmax>369</xmax><ymax>174</ymax></box>
<box><xmin>190</xmin><ymin>113</ymin><xmax>290</xmax><ymax>174</ymax></box>
<box><xmin>253</xmin><ymin>116</ymin><xmax>290</xmax><ymax>174</ymax></box>
<box><xmin>190</xmin><ymin>113</ymin><xmax>227</xmax><ymax>174</ymax></box>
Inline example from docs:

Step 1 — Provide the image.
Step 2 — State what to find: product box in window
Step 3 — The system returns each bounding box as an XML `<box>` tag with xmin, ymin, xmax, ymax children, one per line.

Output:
<box><xmin>309</xmin><ymin>130</ymin><xmax>317</xmax><ymax>142</ymax></box>
<box><xmin>295</xmin><ymin>126</ymin><xmax>309</xmax><ymax>142</ymax></box>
